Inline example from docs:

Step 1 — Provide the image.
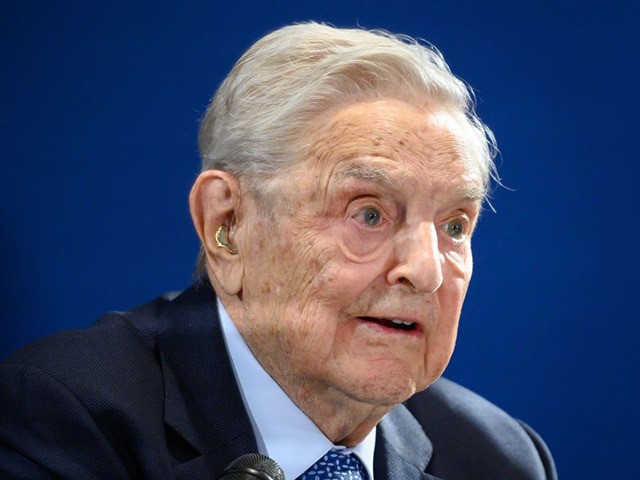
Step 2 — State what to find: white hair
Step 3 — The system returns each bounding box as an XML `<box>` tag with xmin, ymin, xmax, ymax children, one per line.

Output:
<box><xmin>195</xmin><ymin>22</ymin><xmax>498</xmax><ymax>276</ymax></box>
<box><xmin>198</xmin><ymin>21</ymin><xmax>497</xmax><ymax>194</ymax></box>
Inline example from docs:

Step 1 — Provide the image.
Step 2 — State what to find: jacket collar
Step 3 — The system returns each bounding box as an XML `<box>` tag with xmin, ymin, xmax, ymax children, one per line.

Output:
<box><xmin>375</xmin><ymin>404</ymin><xmax>441</xmax><ymax>480</ymax></box>
<box><xmin>157</xmin><ymin>282</ymin><xmax>258</xmax><ymax>478</ymax></box>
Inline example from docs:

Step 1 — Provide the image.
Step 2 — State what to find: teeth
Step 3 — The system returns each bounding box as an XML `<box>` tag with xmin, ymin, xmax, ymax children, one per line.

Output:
<box><xmin>391</xmin><ymin>319</ymin><xmax>413</xmax><ymax>326</ymax></box>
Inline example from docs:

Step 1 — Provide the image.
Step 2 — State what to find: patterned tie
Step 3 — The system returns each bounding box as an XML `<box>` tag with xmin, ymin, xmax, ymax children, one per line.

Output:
<box><xmin>298</xmin><ymin>450</ymin><xmax>369</xmax><ymax>480</ymax></box>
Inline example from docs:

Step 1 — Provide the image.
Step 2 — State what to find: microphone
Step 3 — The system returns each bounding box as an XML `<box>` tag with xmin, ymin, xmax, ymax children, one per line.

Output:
<box><xmin>216</xmin><ymin>453</ymin><xmax>285</xmax><ymax>480</ymax></box>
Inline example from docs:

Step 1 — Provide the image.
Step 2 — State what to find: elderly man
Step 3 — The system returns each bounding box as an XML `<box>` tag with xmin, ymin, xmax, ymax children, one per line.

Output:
<box><xmin>0</xmin><ymin>23</ymin><xmax>556</xmax><ymax>479</ymax></box>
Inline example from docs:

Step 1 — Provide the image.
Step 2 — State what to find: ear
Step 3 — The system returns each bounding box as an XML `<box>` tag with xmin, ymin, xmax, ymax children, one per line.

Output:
<box><xmin>189</xmin><ymin>170</ymin><xmax>243</xmax><ymax>295</ymax></box>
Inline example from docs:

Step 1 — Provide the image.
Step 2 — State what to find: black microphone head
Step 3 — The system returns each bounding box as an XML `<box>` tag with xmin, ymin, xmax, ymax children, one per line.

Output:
<box><xmin>217</xmin><ymin>453</ymin><xmax>285</xmax><ymax>480</ymax></box>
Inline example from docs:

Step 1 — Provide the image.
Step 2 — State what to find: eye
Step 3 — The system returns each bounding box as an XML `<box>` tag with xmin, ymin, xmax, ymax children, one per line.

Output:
<box><xmin>354</xmin><ymin>206</ymin><xmax>382</xmax><ymax>227</ymax></box>
<box><xmin>443</xmin><ymin>218</ymin><xmax>466</xmax><ymax>239</ymax></box>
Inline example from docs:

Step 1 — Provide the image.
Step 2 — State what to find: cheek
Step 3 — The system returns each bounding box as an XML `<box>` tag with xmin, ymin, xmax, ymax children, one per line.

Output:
<box><xmin>443</xmin><ymin>244</ymin><xmax>473</xmax><ymax>280</ymax></box>
<box><xmin>275</xmin><ymin>261</ymin><xmax>381</xmax><ymax>354</ymax></box>
<box><xmin>436</xmin><ymin>247</ymin><xmax>473</xmax><ymax>336</ymax></box>
<box><xmin>243</xmin><ymin>242</ymin><xmax>346</xmax><ymax>338</ymax></box>
<box><xmin>244</xmin><ymin>224</ymin><xmax>323</xmax><ymax>297</ymax></box>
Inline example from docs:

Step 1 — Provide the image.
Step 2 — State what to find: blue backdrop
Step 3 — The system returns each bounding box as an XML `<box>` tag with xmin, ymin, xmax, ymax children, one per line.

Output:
<box><xmin>2</xmin><ymin>1</ymin><xmax>638</xmax><ymax>477</ymax></box>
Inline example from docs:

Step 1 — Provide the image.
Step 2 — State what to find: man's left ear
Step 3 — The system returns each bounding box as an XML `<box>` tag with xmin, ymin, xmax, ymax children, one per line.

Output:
<box><xmin>189</xmin><ymin>170</ymin><xmax>243</xmax><ymax>296</ymax></box>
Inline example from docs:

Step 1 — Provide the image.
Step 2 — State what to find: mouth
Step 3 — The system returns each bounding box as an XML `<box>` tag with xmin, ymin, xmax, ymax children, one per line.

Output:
<box><xmin>357</xmin><ymin>316</ymin><xmax>419</xmax><ymax>332</ymax></box>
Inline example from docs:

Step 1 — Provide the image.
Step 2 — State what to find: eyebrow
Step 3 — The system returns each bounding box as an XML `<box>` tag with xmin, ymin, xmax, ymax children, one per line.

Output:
<box><xmin>334</xmin><ymin>163</ymin><xmax>486</xmax><ymax>203</ymax></box>
<box><xmin>452</xmin><ymin>183</ymin><xmax>486</xmax><ymax>203</ymax></box>
<box><xmin>333</xmin><ymin>164</ymin><xmax>394</xmax><ymax>186</ymax></box>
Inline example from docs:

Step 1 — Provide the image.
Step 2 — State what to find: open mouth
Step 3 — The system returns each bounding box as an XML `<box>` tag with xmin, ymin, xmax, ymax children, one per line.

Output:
<box><xmin>357</xmin><ymin>316</ymin><xmax>417</xmax><ymax>332</ymax></box>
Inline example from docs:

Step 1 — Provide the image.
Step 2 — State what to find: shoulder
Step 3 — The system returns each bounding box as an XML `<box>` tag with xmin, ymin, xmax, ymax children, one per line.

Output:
<box><xmin>1</xmin><ymin>290</ymin><xmax>185</xmax><ymax>407</ymax></box>
<box><xmin>0</xmin><ymin>292</ymin><xmax>181</xmax><ymax>478</ymax></box>
<box><xmin>1</xmin><ymin>292</ymin><xmax>178</xmax><ymax>394</ymax></box>
<box><xmin>404</xmin><ymin>377</ymin><xmax>557</xmax><ymax>480</ymax></box>
<box><xmin>0</xmin><ymin>292</ymin><xmax>176</xmax><ymax>410</ymax></box>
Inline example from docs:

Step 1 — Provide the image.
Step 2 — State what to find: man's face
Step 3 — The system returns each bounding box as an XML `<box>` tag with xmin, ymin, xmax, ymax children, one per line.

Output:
<box><xmin>234</xmin><ymin>98</ymin><xmax>483</xmax><ymax>408</ymax></box>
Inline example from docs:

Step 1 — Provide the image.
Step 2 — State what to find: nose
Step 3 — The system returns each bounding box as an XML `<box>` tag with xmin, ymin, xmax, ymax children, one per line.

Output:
<box><xmin>386</xmin><ymin>222</ymin><xmax>444</xmax><ymax>294</ymax></box>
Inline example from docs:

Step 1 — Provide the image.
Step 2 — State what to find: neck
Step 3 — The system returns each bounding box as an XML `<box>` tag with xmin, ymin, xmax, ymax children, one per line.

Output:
<box><xmin>278</xmin><ymin>377</ymin><xmax>391</xmax><ymax>446</ymax></box>
<box><xmin>219</xmin><ymin>292</ymin><xmax>392</xmax><ymax>446</ymax></box>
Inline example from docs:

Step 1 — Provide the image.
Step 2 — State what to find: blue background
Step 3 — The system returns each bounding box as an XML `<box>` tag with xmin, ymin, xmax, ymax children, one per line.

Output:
<box><xmin>2</xmin><ymin>1</ymin><xmax>638</xmax><ymax>477</ymax></box>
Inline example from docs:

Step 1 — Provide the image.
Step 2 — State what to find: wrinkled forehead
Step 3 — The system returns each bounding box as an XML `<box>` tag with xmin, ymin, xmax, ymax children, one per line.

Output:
<box><xmin>301</xmin><ymin>99</ymin><xmax>485</xmax><ymax>192</ymax></box>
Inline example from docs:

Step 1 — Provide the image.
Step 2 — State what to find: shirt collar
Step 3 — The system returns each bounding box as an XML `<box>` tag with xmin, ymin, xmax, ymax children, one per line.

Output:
<box><xmin>217</xmin><ymin>299</ymin><xmax>376</xmax><ymax>480</ymax></box>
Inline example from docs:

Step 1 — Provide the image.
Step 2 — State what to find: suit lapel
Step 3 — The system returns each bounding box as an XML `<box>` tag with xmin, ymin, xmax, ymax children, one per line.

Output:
<box><xmin>157</xmin><ymin>283</ymin><xmax>258</xmax><ymax>479</ymax></box>
<box><xmin>374</xmin><ymin>403</ymin><xmax>442</xmax><ymax>480</ymax></box>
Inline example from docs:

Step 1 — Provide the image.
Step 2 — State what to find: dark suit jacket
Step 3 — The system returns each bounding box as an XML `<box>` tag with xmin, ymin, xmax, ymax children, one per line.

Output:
<box><xmin>0</xmin><ymin>283</ymin><xmax>556</xmax><ymax>479</ymax></box>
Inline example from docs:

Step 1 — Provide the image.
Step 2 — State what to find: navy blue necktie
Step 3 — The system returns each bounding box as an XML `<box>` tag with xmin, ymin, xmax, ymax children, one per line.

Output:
<box><xmin>298</xmin><ymin>450</ymin><xmax>369</xmax><ymax>480</ymax></box>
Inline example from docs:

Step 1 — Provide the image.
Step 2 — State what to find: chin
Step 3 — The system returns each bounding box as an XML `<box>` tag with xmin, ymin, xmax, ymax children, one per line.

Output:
<box><xmin>357</xmin><ymin>381</ymin><xmax>418</xmax><ymax>407</ymax></box>
<box><xmin>340</xmin><ymin>367</ymin><xmax>426</xmax><ymax>407</ymax></box>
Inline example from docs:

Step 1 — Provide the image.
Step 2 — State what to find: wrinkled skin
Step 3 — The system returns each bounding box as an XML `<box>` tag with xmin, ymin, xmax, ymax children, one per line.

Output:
<box><xmin>221</xmin><ymin>99</ymin><xmax>484</xmax><ymax>445</ymax></box>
